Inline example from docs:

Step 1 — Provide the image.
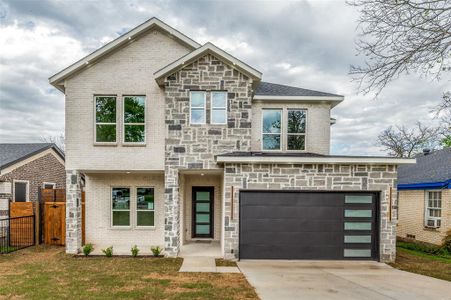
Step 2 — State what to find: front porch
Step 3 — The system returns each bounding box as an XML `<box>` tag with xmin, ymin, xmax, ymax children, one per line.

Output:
<box><xmin>179</xmin><ymin>170</ymin><xmax>224</xmax><ymax>257</ymax></box>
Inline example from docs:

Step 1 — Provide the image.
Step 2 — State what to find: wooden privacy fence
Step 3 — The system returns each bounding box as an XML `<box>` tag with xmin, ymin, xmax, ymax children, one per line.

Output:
<box><xmin>44</xmin><ymin>202</ymin><xmax>65</xmax><ymax>245</ymax></box>
<box><xmin>9</xmin><ymin>202</ymin><xmax>35</xmax><ymax>247</ymax></box>
<box><xmin>40</xmin><ymin>189</ymin><xmax>85</xmax><ymax>246</ymax></box>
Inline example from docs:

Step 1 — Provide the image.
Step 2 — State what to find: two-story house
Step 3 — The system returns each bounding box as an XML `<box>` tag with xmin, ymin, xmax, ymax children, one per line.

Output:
<box><xmin>49</xmin><ymin>18</ymin><xmax>414</xmax><ymax>262</ymax></box>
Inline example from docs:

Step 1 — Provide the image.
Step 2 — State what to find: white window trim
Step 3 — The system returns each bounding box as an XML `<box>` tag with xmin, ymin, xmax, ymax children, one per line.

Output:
<box><xmin>94</xmin><ymin>95</ymin><xmax>117</xmax><ymax>145</ymax></box>
<box><xmin>12</xmin><ymin>180</ymin><xmax>29</xmax><ymax>202</ymax></box>
<box><xmin>189</xmin><ymin>91</ymin><xmax>206</xmax><ymax>125</ymax></box>
<box><xmin>210</xmin><ymin>91</ymin><xmax>228</xmax><ymax>125</ymax></box>
<box><xmin>261</xmin><ymin>108</ymin><xmax>283</xmax><ymax>151</ymax></box>
<box><xmin>136</xmin><ymin>186</ymin><xmax>156</xmax><ymax>228</ymax></box>
<box><xmin>286</xmin><ymin>108</ymin><xmax>308</xmax><ymax>152</ymax></box>
<box><xmin>42</xmin><ymin>182</ymin><xmax>56</xmax><ymax>189</ymax></box>
<box><xmin>424</xmin><ymin>190</ymin><xmax>442</xmax><ymax>228</ymax></box>
<box><xmin>111</xmin><ymin>186</ymin><xmax>131</xmax><ymax>228</ymax></box>
<box><xmin>122</xmin><ymin>95</ymin><xmax>146</xmax><ymax>145</ymax></box>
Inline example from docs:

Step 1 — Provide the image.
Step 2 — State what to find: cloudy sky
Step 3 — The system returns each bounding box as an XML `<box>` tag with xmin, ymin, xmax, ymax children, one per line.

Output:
<box><xmin>0</xmin><ymin>0</ymin><xmax>448</xmax><ymax>155</ymax></box>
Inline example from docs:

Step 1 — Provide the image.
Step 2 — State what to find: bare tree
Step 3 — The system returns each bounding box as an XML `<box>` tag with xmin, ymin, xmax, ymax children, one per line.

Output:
<box><xmin>432</xmin><ymin>91</ymin><xmax>451</xmax><ymax>146</ymax></box>
<box><xmin>40</xmin><ymin>133</ymin><xmax>65</xmax><ymax>152</ymax></box>
<box><xmin>348</xmin><ymin>0</ymin><xmax>451</xmax><ymax>97</ymax></box>
<box><xmin>377</xmin><ymin>122</ymin><xmax>441</xmax><ymax>157</ymax></box>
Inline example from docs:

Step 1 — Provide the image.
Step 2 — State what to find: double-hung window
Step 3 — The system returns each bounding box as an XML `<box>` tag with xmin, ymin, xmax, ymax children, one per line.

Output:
<box><xmin>123</xmin><ymin>96</ymin><xmax>145</xmax><ymax>143</ymax></box>
<box><xmin>262</xmin><ymin>109</ymin><xmax>282</xmax><ymax>150</ymax></box>
<box><xmin>425</xmin><ymin>191</ymin><xmax>442</xmax><ymax>228</ymax></box>
<box><xmin>95</xmin><ymin>96</ymin><xmax>117</xmax><ymax>143</ymax></box>
<box><xmin>112</xmin><ymin>187</ymin><xmax>130</xmax><ymax>226</ymax></box>
<box><xmin>211</xmin><ymin>92</ymin><xmax>227</xmax><ymax>124</ymax></box>
<box><xmin>190</xmin><ymin>91</ymin><xmax>206</xmax><ymax>124</ymax></box>
<box><xmin>287</xmin><ymin>109</ymin><xmax>306</xmax><ymax>150</ymax></box>
<box><xmin>137</xmin><ymin>187</ymin><xmax>155</xmax><ymax>226</ymax></box>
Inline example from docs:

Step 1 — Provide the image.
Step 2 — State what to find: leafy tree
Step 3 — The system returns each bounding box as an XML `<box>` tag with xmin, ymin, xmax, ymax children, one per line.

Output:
<box><xmin>377</xmin><ymin>122</ymin><xmax>441</xmax><ymax>157</ymax></box>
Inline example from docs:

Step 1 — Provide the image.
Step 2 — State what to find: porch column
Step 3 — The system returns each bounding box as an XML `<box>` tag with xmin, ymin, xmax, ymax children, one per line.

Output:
<box><xmin>66</xmin><ymin>170</ymin><xmax>82</xmax><ymax>254</ymax></box>
<box><xmin>164</xmin><ymin>166</ymin><xmax>180</xmax><ymax>256</ymax></box>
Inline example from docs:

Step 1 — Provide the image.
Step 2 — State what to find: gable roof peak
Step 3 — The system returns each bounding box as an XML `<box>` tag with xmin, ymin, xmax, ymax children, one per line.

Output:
<box><xmin>49</xmin><ymin>17</ymin><xmax>201</xmax><ymax>92</ymax></box>
<box><xmin>154</xmin><ymin>42</ymin><xmax>262</xmax><ymax>85</ymax></box>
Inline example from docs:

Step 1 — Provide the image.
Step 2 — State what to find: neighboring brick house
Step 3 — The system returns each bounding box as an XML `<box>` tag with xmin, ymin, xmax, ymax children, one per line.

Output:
<box><xmin>49</xmin><ymin>18</ymin><xmax>414</xmax><ymax>262</ymax></box>
<box><xmin>0</xmin><ymin>143</ymin><xmax>66</xmax><ymax>215</ymax></box>
<box><xmin>397</xmin><ymin>148</ymin><xmax>451</xmax><ymax>245</ymax></box>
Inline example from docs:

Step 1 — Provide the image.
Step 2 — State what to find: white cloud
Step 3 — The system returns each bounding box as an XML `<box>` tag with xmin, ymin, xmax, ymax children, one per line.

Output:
<box><xmin>0</xmin><ymin>0</ymin><xmax>449</xmax><ymax>156</ymax></box>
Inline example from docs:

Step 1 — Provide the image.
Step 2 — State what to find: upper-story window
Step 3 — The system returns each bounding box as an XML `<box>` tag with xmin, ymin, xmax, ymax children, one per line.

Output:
<box><xmin>95</xmin><ymin>96</ymin><xmax>117</xmax><ymax>143</ymax></box>
<box><xmin>190</xmin><ymin>91</ymin><xmax>206</xmax><ymax>124</ymax></box>
<box><xmin>123</xmin><ymin>96</ymin><xmax>145</xmax><ymax>143</ymax></box>
<box><xmin>287</xmin><ymin>109</ymin><xmax>306</xmax><ymax>151</ymax></box>
<box><xmin>211</xmin><ymin>92</ymin><xmax>227</xmax><ymax>124</ymax></box>
<box><xmin>262</xmin><ymin>109</ymin><xmax>282</xmax><ymax>150</ymax></box>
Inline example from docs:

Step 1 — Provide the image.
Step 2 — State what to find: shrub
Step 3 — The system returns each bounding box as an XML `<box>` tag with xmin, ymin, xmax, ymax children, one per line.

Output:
<box><xmin>131</xmin><ymin>245</ymin><xmax>140</xmax><ymax>257</ymax></box>
<box><xmin>151</xmin><ymin>246</ymin><xmax>163</xmax><ymax>257</ymax></box>
<box><xmin>82</xmin><ymin>243</ymin><xmax>94</xmax><ymax>257</ymax></box>
<box><xmin>441</xmin><ymin>229</ymin><xmax>451</xmax><ymax>254</ymax></box>
<box><xmin>102</xmin><ymin>246</ymin><xmax>113</xmax><ymax>257</ymax></box>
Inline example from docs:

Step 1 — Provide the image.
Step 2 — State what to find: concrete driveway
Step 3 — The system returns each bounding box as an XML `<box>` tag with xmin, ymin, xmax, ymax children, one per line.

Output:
<box><xmin>238</xmin><ymin>260</ymin><xmax>451</xmax><ymax>300</ymax></box>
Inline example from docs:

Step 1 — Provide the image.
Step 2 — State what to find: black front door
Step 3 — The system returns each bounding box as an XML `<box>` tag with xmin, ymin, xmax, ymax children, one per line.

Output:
<box><xmin>192</xmin><ymin>187</ymin><xmax>214</xmax><ymax>238</ymax></box>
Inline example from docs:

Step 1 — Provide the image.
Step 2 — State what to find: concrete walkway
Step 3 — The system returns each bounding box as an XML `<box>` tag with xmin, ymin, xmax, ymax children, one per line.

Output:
<box><xmin>238</xmin><ymin>260</ymin><xmax>451</xmax><ymax>300</ymax></box>
<box><xmin>179</xmin><ymin>257</ymin><xmax>240</xmax><ymax>273</ymax></box>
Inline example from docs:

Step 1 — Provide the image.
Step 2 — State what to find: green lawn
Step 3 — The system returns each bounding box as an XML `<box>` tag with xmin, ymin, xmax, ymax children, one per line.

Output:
<box><xmin>0</xmin><ymin>246</ymin><xmax>258</xmax><ymax>299</ymax></box>
<box><xmin>390</xmin><ymin>247</ymin><xmax>451</xmax><ymax>281</ymax></box>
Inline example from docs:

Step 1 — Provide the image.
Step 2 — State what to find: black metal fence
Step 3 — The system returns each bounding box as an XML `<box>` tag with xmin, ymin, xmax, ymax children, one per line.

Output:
<box><xmin>0</xmin><ymin>215</ymin><xmax>35</xmax><ymax>254</ymax></box>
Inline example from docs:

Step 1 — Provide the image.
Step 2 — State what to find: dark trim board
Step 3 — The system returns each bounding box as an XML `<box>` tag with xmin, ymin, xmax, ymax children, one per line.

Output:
<box><xmin>192</xmin><ymin>186</ymin><xmax>214</xmax><ymax>239</ymax></box>
<box><xmin>238</xmin><ymin>190</ymin><xmax>380</xmax><ymax>260</ymax></box>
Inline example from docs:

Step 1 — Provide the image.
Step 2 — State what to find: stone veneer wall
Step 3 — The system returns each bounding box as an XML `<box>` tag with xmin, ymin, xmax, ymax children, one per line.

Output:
<box><xmin>163</xmin><ymin>54</ymin><xmax>253</xmax><ymax>255</ymax></box>
<box><xmin>66</xmin><ymin>170</ymin><xmax>83</xmax><ymax>254</ymax></box>
<box><xmin>222</xmin><ymin>163</ymin><xmax>398</xmax><ymax>262</ymax></box>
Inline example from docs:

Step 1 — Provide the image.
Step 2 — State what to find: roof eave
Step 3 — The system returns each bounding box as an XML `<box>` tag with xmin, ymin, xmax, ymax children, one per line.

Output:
<box><xmin>49</xmin><ymin>17</ymin><xmax>201</xmax><ymax>92</ymax></box>
<box><xmin>398</xmin><ymin>179</ymin><xmax>451</xmax><ymax>190</ymax></box>
<box><xmin>252</xmin><ymin>95</ymin><xmax>344</xmax><ymax>107</ymax></box>
<box><xmin>216</xmin><ymin>155</ymin><xmax>416</xmax><ymax>165</ymax></box>
<box><xmin>0</xmin><ymin>144</ymin><xmax>65</xmax><ymax>171</ymax></box>
<box><xmin>154</xmin><ymin>42</ymin><xmax>262</xmax><ymax>86</ymax></box>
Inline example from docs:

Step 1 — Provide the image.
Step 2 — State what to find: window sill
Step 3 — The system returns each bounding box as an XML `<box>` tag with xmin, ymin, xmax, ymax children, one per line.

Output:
<box><xmin>94</xmin><ymin>142</ymin><xmax>118</xmax><ymax>147</ymax></box>
<box><xmin>109</xmin><ymin>226</ymin><xmax>132</xmax><ymax>230</ymax></box>
<box><xmin>423</xmin><ymin>226</ymin><xmax>440</xmax><ymax>231</ymax></box>
<box><xmin>135</xmin><ymin>226</ymin><xmax>156</xmax><ymax>230</ymax></box>
<box><xmin>122</xmin><ymin>143</ymin><xmax>147</xmax><ymax>147</ymax></box>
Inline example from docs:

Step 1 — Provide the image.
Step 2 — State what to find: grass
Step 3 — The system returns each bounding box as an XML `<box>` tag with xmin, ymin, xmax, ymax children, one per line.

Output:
<box><xmin>215</xmin><ymin>259</ymin><xmax>237</xmax><ymax>267</ymax></box>
<box><xmin>390</xmin><ymin>247</ymin><xmax>451</xmax><ymax>281</ymax></box>
<box><xmin>0</xmin><ymin>246</ymin><xmax>258</xmax><ymax>299</ymax></box>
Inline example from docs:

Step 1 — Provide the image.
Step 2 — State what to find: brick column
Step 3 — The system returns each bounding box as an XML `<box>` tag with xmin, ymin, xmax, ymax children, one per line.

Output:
<box><xmin>66</xmin><ymin>170</ymin><xmax>82</xmax><ymax>254</ymax></box>
<box><xmin>164</xmin><ymin>166</ymin><xmax>180</xmax><ymax>256</ymax></box>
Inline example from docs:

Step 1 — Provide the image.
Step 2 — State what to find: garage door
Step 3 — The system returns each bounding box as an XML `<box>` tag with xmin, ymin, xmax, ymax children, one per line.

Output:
<box><xmin>239</xmin><ymin>191</ymin><xmax>379</xmax><ymax>260</ymax></box>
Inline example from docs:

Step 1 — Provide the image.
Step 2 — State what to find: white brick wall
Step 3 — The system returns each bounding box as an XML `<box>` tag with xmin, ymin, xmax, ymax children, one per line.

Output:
<box><xmin>397</xmin><ymin>189</ymin><xmax>451</xmax><ymax>245</ymax></box>
<box><xmin>65</xmin><ymin>29</ymin><xmax>191</xmax><ymax>171</ymax></box>
<box><xmin>251</xmin><ymin>101</ymin><xmax>331</xmax><ymax>154</ymax></box>
<box><xmin>85</xmin><ymin>173</ymin><xmax>165</xmax><ymax>250</ymax></box>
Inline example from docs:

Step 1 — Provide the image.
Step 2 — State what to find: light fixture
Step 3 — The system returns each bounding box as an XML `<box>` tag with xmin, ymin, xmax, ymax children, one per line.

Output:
<box><xmin>126</xmin><ymin>171</ymin><xmax>131</xmax><ymax>174</ymax></box>
<box><xmin>200</xmin><ymin>173</ymin><xmax>205</xmax><ymax>176</ymax></box>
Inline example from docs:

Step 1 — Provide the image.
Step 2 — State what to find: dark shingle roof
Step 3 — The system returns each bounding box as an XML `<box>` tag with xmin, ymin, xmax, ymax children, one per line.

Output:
<box><xmin>255</xmin><ymin>81</ymin><xmax>343</xmax><ymax>97</ymax></box>
<box><xmin>398</xmin><ymin>148</ymin><xmax>451</xmax><ymax>185</ymax></box>
<box><xmin>0</xmin><ymin>143</ymin><xmax>64</xmax><ymax>169</ymax></box>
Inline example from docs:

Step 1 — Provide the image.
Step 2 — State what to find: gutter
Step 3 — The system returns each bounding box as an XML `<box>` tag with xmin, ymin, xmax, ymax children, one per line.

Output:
<box><xmin>397</xmin><ymin>179</ymin><xmax>451</xmax><ymax>190</ymax></box>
